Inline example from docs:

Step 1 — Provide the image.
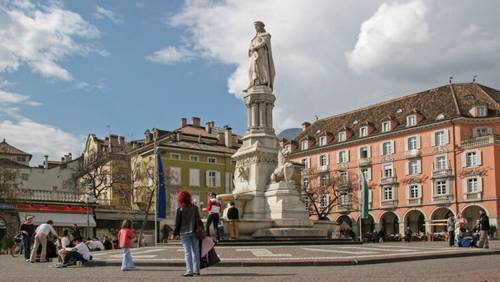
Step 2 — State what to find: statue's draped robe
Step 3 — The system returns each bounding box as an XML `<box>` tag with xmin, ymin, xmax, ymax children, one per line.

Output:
<box><xmin>248</xmin><ymin>32</ymin><xmax>275</xmax><ymax>90</ymax></box>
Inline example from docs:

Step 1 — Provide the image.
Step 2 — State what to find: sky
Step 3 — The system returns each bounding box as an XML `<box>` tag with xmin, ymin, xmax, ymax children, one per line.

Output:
<box><xmin>0</xmin><ymin>0</ymin><xmax>499</xmax><ymax>165</ymax></box>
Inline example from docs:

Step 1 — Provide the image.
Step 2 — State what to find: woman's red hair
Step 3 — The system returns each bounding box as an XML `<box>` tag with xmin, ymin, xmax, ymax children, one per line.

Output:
<box><xmin>177</xmin><ymin>191</ymin><xmax>192</xmax><ymax>208</ymax></box>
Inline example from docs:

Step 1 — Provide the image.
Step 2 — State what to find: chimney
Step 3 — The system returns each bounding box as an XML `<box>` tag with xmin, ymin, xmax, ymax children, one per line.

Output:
<box><xmin>109</xmin><ymin>134</ymin><xmax>119</xmax><ymax>146</ymax></box>
<box><xmin>44</xmin><ymin>155</ymin><xmax>49</xmax><ymax>169</ymax></box>
<box><xmin>192</xmin><ymin>117</ymin><xmax>201</xmax><ymax>127</ymax></box>
<box><xmin>180</xmin><ymin>117</ymin><xmax>187</xmax><ymax>128</ymax></box>
<box><xmin>205</xmin><ymin>122</ymin><xmax>213</xmax><ymax>134</ymax></box>
<box><xmin>144</xmin><ymin>129</ymin><xmax>151</xmax><ymax>144</ymax></box>
<box><xmin>301</xmin><ymin>122</ymin><xmax>311</xmax><ymax>131</ymax></box>
<box><xmin>67</xmin><ymin>153</ymin><xmax>72</xmax><ymax>161</ymax></box>
<box><xmin>153</xmin><ymin>128</ymin><xmax>159</xmax><ymax>142</ymax></box>
<box><xmin>224</xmin><ymin>126</ymin><xmax>233</xmax><ymax>148</ymax></box>
<box><xmin>217</xmin><ymin>131</ymin><xmax>224</xmax><ymax>145</ymax></box>
<box><xmin>119</xmin><ymin>136</ymin><xmax>125</xmax><ymax>145</ymax></box>
<box><xmin>176</xmin><ymin>132</ymin><xmax>183</xmax><ymax>142</ymax></box>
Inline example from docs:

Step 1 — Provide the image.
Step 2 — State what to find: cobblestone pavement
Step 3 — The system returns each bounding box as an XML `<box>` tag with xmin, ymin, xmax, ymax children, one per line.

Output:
<box><xmin>1</xmin><ymin>252</ymin><xmax>500</xmax><ymax>282</ymax></box>
<box><xmin>87</xmin><ymin>241</ymin><xmax>499</xmax><ymax>266</ymax></box>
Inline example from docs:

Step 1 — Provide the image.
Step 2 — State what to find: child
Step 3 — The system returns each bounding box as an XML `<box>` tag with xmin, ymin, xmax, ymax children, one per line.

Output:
<box><xmin>217</xmin><ymin>218</ymin><xmax>225</xmax><ymax>241</ymax></box>
<box><xmin>118</xmin><ymin>219</ymin><xmax>135</xmax><ymax>271</ymax></box>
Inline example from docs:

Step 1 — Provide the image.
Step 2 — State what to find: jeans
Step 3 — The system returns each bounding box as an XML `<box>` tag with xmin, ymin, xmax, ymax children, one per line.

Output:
<box><xmin>22</xmin><ymin>236</ymin><xmax>32</xmax><ymax>260</ymax></box>
<box><xmin>448</xmin><ymin>231</ymin><xmax>455</xmax><ymax>247</ymax></box>
<box><xmin>180</xmin><ymin>233</ymin><xmax>200</xmax><ymax>274</ymax></box>
<box><xmin>206</xmin><ymin>213</ymin><xmax>220</xmax><ymax>240</ymax></box>
<box><xmin>121</xmin><ymin>248</ymin><xmax>134</xmax><ymax>270</ymax></box>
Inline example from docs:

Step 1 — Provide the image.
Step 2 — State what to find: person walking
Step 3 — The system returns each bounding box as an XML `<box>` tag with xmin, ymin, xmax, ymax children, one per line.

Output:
<box><xmin>478</xmin><ymin>209</ymin><xmax>490</xmax><ymax>248</ymax></box>
<box><xmin>404</xmin><ymin>226</ymin><xmax>412</xmax><ymax>243</ymax></box>
<box><xmin>447</xmin><ymin>215</ymin><xmax>455</xmax><ymax>247</ymax></box>
<box><xmin>118</xmin><ymin>219</ymin><xmax>135</xmax><ymax>271</ymax></box>
<box><xmin>19</xmin><ymin>216</ymin><xmax>36</xmax><ymax>262</ymax></box>
<box><xmin>30</xmin><ymin>220</ymin><xmax>59</xmax><ymax>262</ymax></box>
<box><xmin>227</xmin><ymin>202</ymin><xmax>240</xmax><ymax>240</ymax></box>
<box><xmin>174</xmin><ymin>191</ymin><xmax>201</xmax><ymax>277</ymax></box>
<box><xmin>206</xmin><ymin>192</ymin><xmax>221</xmax><ymax>241</ymax></box>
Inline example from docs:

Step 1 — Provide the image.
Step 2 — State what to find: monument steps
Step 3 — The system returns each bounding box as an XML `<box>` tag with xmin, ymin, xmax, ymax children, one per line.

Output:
<box><xmin>217</xmin><ymin>238</ymin><xmax>361</xmax><ymax>246</ymax></box>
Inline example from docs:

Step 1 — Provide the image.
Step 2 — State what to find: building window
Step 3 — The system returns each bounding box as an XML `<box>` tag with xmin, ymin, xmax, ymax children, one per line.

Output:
<box><xmin>436</xmin><ymin>155</ymin><xmax>447</xmax><ymax>170</ymax></box>
<box><xmin>320</xmin><ymin>193</ymin><xmax>329</xmax><ymax>208</ymax></box>
<box><xmin>339</xmin><ymin>170</ymin><xmax>348</xmax><ymax>182</ymax></box>
<box><xmin>383</xmin><ymin>186</ymin><xmax>394</xmax><ymax>201</ymax></box>
<box><xmin>190</xmin><ymin>155</ymin><xmax>199</xmax><ymax>162</ymax></box>
<box><xmin>338</xmin><ymin>192</ymin><xmax>350</xmax><ymax>206</ymax></box>
<box><xmin>21</xmin><ymin>173</ymin><xmax>29</xmax><ymax>181</ymax></box>
<box><xmin>207</xmin><ymin>171</ymin><xmax>217</xmax><ymax>187</ymax></box>
<box><xmin>189</xmin><ymin>169</ymin><xmax>200</xmax><ymax>187</ymax></box>
<box><xmin>320</xmin><ymin>174</ymin><xmax>329</xmax><ymax>187</ymax></box>
<box><xmin>303</xmin><ymin>178</ymin><xmax>310</xmax><ymax>191</ymax></box>
<box><xmin>435</xmin><ymin>130</ymin><xmax>447</xmax><ymax>146</ymax></box>
<box><xmin>338</xmin><ymin>150</ymin><xmax>348</xmax><ymax>163</ymax></box>
<box><xmin>465</xmin><ymin>151</ymin><xmax>478</xmax><ymax>167</ymax></box>
<box><xmin>301</xmin><ymin>158</ymin><xmax>310</xmax><ymax>169</ymax></box>
<box><xmin>476</xmin><ymin>105</ymin><xmax>487</xmax><ymax>117</ymax></box>
<box><xmin>436</xmin><ymin>180</ymin><xmax>447</xmax><ymax>195</ymax></box>
<box><xmin>208</xmin><ymin>157</ymin><xmax>217</xmax><ymax>163</ymax></box>
<box><xmin>301</xmin><ymin>140</ymin><xmax>309</xmax><ymax>150</ymax></box>
<box><xmin>319</xmin><ymin>154</ymin><xmax>328</xmax><ymax>167</ymax></box>
<box><xmin>382</xmin><ymin>121</ymin><xmax>391</xmax><ymax>132</ymax></box>
<box><xmin>304</xmin><ymin>196</ymin><xmax>311</xmax><ymax>212</ymax></box>
<box><xmin>407</xmin><ymin>136</ymin><xmax>418</xmax><ymax>151</ymax></box>
<box><xmin>169</xmin><ymin>167</ymin><xmax>181</xmax><ymax>185</ymax></box>
<box><xmin>382</xmin><ymin>141</ymin><xmax>392</xmax><ymax>156</ymax></box>
<box><xmin>474</xmin><ymin>127</ymin><xmax>490</xmax><ymax>137</ymax></box>
<box><xmin>466</xmin><ymin>178</ymin><xmax>479</xmax><ymax>193</ymax></box>
<box><xmin>170</xmin><ymin>153</ymin><xmax>180</xmax><ymax>160</ymax></box>
<box><xmin>406</xmin><ymin>115</ymin><xmax>417</xmax><ymax>127</ymax></box>
<box><xmin>359</xmin><ymin>126</ymin><xmax>368</xmax><ymax>137</ymax></box>
<box><xmin>359</xmin><ymin>146</ymin><xmax>369</xmax><ymax>159</ymax></box>
<box><xmin>319</xmin><ymin>136</ymin><xmax>327</xmax><ymax>146</ymax></box>
<box><xmin>408</xmin><ymin>160</ymin><xmax>419</xmax><ymax>175</ymax></box>
<box><xmin>383</xmin><ymin>164</ymin><xmax>393</xmax><ymax>178</ymax></box>
<box><xmin>338</xmin><ymin>131</ymin><xmax>346</xmax><ymax>142</ymax></box>
<box><xmin>408</xmin><ymin>184</ymin><xmax>420</xmax><ymax>199</ymax></box>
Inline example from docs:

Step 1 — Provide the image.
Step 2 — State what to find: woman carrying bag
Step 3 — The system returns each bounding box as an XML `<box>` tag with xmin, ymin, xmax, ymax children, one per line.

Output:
<box><xmin>174</xmin><ymin>191</ymin><xmax>202</xmax><ymax>277</ymax></box>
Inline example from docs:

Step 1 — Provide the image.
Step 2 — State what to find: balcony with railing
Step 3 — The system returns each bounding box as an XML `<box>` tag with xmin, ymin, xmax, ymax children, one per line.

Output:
<box><xmin>461</xmin><ymin>134</ymin><xmax>500</xmax><ymax>150</ymax></box>
<box><xmin>336</xmin><ymin>194</ymin><xmax>353</xmax><ymax>211</ymax></box>
<box><xmin>301</xmin><ymin>168</ymin><xmax>312</xmax><ymax>175</ymax></box>
<box><xmin>433</xmin><ymin>193</ymin><xmax>454</xmax><ymax>203</ymax></box>
<box><xmin>380</xmin><ymin>176</ymin><xmax>398</xmax><ymax>185</ymax></box>
<box><xmin>316</xmin><ymin>165</ymin><xmax>329</xmax><ymax>173</ymax></box>
<box><xmin>0</xmin><ymin>189</ymin><xmax>81</xmax><ymax>203</ymax></box>
<box><xmin>380</xmin><ymin>199</ymin><xmax>398</xmax><ymax>208</ymax></box>
<box><xmin>405</xmin><ymin>149</ymin><xmax>422</xmax><ymax>159</ymax></box>
<box><xmin>464</xmin><ymin>191</ymin><xmax>482</xmax><ymax>201</ymax></box>
<box><xmin>407</xmin><ymin>198</ymin><xmax>421</xmax><ymax>206</ymax></box>
<box><xmin>336</xmin><ymin>177</ymin><xmax>351</xmax><ymax>190</ymax></box>
<box><xmin>358</xmin><ymin>157</ymin><xmax>371</xmax><ymax>167</ymax></box>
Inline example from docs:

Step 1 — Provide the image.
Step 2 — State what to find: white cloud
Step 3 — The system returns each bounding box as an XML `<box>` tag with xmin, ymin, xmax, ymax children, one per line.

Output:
<box><xmin>94</xmin><ymin>5</ymin><xmax>123</xmax><ymax>24</ymax></box>
<box><xmin>146</xmin><ymin>46</ymin><xmax>196</xmax><ymax>65</ymax></box>
<box><xmin>346</xmin><ymin>0</ymin><xmax>429</xmax><ymax>74</ymax></box>
<box><xmin>159</xmin><ymin>0</ymin><xmax>500</xmax><ymax>131</ymax></box>
<box><xmin>0</xmin><ymin>116</ymin><xmax>82</xmax><ymax>165</ymax></box>
<box><xmin>0</xmin><ymin>1</ymin><xmax>103</xmax><ymax>81</ymax></box>
<box><xmin>0</xmin><ymin>89</ymin><xmax>41</xmax><ymax>106</ymax></box>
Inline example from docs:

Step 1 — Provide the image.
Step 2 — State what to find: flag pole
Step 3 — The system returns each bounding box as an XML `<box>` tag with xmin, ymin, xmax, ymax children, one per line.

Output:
<box><xmin>359</xmin><ymin>175</ymin><xmax>363</xmax><ymax>243</ymax></box>
<box><xmin>154</xmin><ymin>139</ymin><xmax>158</xmax><ymax>246</ymax></box>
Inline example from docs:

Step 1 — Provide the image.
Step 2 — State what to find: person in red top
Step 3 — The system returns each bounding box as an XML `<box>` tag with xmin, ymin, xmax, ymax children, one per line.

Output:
<box><xmin>118</xmin><ymin>219</ymin><xmax>135</xmax><ymax>271</ymax></box>
<box><xmin>206</xmin><ymin>192</ymin><xmax>222</xmax><ymax>241</ymax></box>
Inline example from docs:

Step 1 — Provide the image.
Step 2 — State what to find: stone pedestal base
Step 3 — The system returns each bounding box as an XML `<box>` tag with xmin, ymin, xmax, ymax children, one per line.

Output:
<box><xmin>265</xmin><ymin>182</ymin><xmax>309</xmax><ymax>220</ymax></box>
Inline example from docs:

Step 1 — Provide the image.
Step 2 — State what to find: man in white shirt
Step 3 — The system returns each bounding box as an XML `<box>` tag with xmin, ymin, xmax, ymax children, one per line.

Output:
<box><xmin>57</xmin><ymin>237</ymin><xmax>92</xmax><ymax>267</ymax></box>
<box><xmin>30</xmin><ymin>220</ymin><xmax>59</xmax><ymax>263</ymax></box>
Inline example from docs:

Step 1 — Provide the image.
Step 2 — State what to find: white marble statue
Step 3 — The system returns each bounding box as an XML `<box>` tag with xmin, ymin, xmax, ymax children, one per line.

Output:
<box><xmin>247</xmin><ymin>21</ymin><xmax>275</xmax><ymax>90</ymax></box>
<box><xmin>270</xmin><ymin>147</ymin><xmax>294</xmax><ymax>183</ymax></box>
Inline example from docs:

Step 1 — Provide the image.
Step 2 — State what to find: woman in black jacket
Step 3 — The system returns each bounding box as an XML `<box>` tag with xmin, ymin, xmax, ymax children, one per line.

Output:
<box><xmin>174</xmin><ymin>191</ymin><xmax>201</xmax><ymax>277</ymax></box>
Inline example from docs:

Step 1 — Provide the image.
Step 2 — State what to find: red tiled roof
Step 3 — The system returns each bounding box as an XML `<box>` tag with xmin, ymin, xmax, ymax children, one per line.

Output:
<box><xmin>0</xmin><ymin>139</ymin><xmax>32</xmax><ymax>158</ymax></box>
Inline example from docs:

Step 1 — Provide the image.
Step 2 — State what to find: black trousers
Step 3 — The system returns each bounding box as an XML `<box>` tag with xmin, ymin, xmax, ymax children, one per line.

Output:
<box><xmin>206</xmin><ymin>213</ymin><xmax>220</xmax><ymax>240</ymax></box>
<box><xmin>63</xmin><ymin>251</ymin><xmax>87</xmax><ymax>265</ymax></box>
<box><xmin>448</xmin><ymin>231</ymin><xmax>455</xmax><ymax>246</ymax></box>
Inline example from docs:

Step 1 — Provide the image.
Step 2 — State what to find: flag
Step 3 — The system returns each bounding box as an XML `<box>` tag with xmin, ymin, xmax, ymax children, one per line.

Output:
<box><xmin>156</xmin><ymin>148</ymin><xmax>167</xmax><ymax>219</ymax></box>
<box><xmin>359</xmin><ymin>173</ymin><xmax>369</xmax><ymax>219</ymax></box>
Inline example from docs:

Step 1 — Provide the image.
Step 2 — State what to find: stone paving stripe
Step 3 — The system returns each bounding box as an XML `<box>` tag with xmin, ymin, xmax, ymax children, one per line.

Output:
<box><xmin>337</xmin><ymin>246</ymin><xmax>418</xmax><ymax>252</ymax></box>
<box><xmin>301</xmin><ymin>247</ymin><xmax>378</xmax><ymax>255</ymax></box>
<box><xmin>235</xmin><ymin>248</ymin><xmax>292</xmax><ymax>257</ymax></box>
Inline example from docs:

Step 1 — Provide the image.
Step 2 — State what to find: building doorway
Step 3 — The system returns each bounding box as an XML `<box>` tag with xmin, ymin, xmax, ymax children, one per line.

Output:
<box><xmin>431</xmin><ymin>207</ymin><xmax>453</xmax><ymax>232</ymax></box>
<box><xmin>405</xmin><ymin>210</ymin><xmax>426</xmax><ymax>233</ymax></box>
<box><xmin>461</xmin><ymin>205</ymin><xmax>486</xmax><ymax>230</ymax></box>
<box><xmin>380</xmin><ymin>212</ymin><xmax>399</xmax><ymax>235</ymax></box>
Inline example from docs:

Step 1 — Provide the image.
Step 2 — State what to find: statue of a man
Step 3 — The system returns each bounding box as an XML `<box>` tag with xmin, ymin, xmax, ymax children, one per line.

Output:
<box><xmin>247</xmin><ymin>21</ymin><xmax>275</xmax><ymax>90</ymax></box>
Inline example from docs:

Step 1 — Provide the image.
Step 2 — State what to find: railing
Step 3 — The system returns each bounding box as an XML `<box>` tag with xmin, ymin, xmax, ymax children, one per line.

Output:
<box><xmin>0</xmin><ymin>189</ymin><xmax>81</xmax><ymax>203</ymax></box>
<box><xmin>380</xmin><ymin>199</ymin><xmax>398</xmax><ymax>208</ymax></box>
<box><xmin>407</xmin><ymin>198</ymin><xmax>421</xmax><ymax>205</ymax></box>
<box><xmin>358</xmin><ymin>158</ymin><xmax>371</xmax><ymax>167</ymax></box>
<box><xmin>336</xmin><ymin>177</ymin><xmax>351</xmax><ymax>189</ymax></box>
<box><xmin>464</xmin><ymin>192</ymin><xmax>481</xmax><ymax>200</ymax></box>
<box><xmin>301</xmin><ymin>168</ymin><xmax>312</xmax><ymax>175</ymax></box>
<box><xmin>405</xmin><ymin>149</ymin><xmax>421</xmax><ymax>159</ymax></box>
<box><xmin>380</xmin><ymin>176</ymin><xmax>398</xmax><ymax>185</ymax></box>
<box><xmin>317</xmin><ymin>166</ymin><xmax>329</xmax><ymax>173</ymax></box>
<box><xmin>432</xmin><ymin>168</ymin><xmax>453</xmax><ymax>179</ymax></box>
<box><xmin>461</xmin><ymin>134</ymin><xmax>500</xmax><ymax>150</ymax></box>
<box><xmin>433</xmin><ymin>194</ymin><xmax>454</xmax><ymax>203</ymax></box>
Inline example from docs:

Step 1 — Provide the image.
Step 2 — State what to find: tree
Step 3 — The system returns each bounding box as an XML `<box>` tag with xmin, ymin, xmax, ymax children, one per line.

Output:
<box><xmin>131</xmin><ymin>156</ymin><xmax>156</xmax><ymax>247</ymax></box>
<box><xmin>0</xmin><ymin>166</ymin><xmax>21</xmax><ymax>201</ymax></box>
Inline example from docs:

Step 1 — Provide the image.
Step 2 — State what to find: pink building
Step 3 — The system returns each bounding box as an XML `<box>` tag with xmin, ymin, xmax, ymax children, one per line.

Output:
<box><xmin>290</xmin><ymin>83</ymin><xmax>500</xmax><ymax>238</ymax></box>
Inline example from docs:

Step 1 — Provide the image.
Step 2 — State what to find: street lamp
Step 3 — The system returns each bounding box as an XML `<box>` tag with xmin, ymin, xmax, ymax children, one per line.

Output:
<box><xmin>80</xmin><ymin>192</ymin><xmax>96</xmax><ymax>238</ymax></box>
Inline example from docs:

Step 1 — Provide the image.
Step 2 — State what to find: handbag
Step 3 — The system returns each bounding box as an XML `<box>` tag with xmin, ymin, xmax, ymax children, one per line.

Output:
<box><xmin>200</xmin><ymin>248</ymin><xmax>221</xmax><ymax>269</ymax></box>
<box><xmin>194</xmin><ymin>210</ymin><xmax>205</xmax><ymax>240</ymax></box>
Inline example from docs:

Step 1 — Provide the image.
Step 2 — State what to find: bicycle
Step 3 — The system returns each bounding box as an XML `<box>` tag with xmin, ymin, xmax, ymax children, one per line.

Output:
<box><xmin>10</xmin><ymin>235</ymin><xmax>23</xmax><ymax>257</ymax></box>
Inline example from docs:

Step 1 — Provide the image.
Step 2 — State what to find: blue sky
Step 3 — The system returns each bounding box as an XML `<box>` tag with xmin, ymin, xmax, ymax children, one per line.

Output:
<box><xmin>1</xmin><ymin>0</ymin><xmax>499</xmax><ymax>164</ymax></box>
